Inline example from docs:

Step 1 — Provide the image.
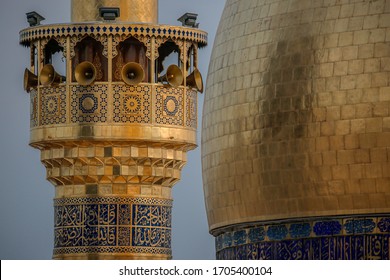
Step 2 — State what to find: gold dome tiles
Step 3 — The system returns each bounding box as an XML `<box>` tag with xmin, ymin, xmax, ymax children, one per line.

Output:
<box><xmin>202</xmin><ymin>0</ymin><xmax>390</xmax><ymax>259</ymax></box>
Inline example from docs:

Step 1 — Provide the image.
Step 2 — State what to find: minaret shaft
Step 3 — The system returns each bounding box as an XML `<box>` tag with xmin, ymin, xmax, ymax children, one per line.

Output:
<box><xmin>20</xmin><ymin>0</ymin><xmax>207</xmax><ymax>260</ymax></box>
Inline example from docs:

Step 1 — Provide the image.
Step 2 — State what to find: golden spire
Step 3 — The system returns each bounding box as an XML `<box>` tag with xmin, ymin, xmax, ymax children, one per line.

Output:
<box><xmin>71</xmin><ymin>0</ymin><xmax>158</xmax><ymax>23</ymax></box>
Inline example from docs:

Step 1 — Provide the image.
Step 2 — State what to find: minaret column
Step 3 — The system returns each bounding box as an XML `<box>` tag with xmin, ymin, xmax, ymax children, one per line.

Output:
<box><xmin>20</xmin><ymin>0</ymin><xmax>207</xmax><ymax>260</ymax></box>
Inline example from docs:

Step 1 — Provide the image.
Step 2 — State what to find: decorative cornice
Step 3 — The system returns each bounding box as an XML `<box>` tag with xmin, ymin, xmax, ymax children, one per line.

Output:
<box><xmin>20</xmin><ymin>23</ymin><xmax>208</xmax><ymax>47</ymax></box>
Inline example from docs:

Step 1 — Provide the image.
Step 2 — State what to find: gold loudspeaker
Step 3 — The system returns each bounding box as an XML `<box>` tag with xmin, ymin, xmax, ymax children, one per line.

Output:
<box><xmin>75</xmin><ymin>61</ymin><xmax>97</xmax><ymax>86</ymax></box>
<box><xmin>158</xmin><ymin>65</ymin><xmax>183</xmax><ymax>87</ymax></box>
<box><xmin>40</xmin><ymin>64</ymin><xmax>66</xmax><ymax>86</ymax></box>
<box><xmin>121</xmin><ymin>62</ymin><xmax>145</xmax><ymax>85</ymax></box>
<box><xmin>186</xmin><ymin>68</ymin><xmax>204</xmax><ymax>93</ymax></box>
<box><xmin>24</xmin><ymin>68</ymin><xmax>38</xmax><ymax>92</ymax></box>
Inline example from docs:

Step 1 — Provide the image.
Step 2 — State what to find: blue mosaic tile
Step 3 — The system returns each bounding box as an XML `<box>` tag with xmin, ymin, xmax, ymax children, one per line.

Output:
<box><xmin>149</xmin><ymin>228</ymin><xmax>163</xmax><ymax>247</ymax></box>
<box><xmin>289</xmin><ymin>240</ymin><xmax>305</xmax><ymax>260</ymax></box>
<box><xmin>258</xmin><ymin>242</ymin><xmax>273</xmax><ymax>260</ymax></box>
<box><xmin>233</xmin><ymin>230</ymin><xmax>247</xmax><ymax>246</ymax></box>
<box><xmin>118</xmin><ymin>204</ymin><xmax>131</xmax><ymax>225</ymax></box>
<box><xmin>132</xmin><ymin>204</ymin><xmax>150</xmax><ymax>226</ymax></box>
<box><xmin>118</xmin><ymin>227</ymin><xmax>131</xmax><ymax>246</ymax></box>
<box><xmin>277</xmin><ymin>240</ymin><xmax>293</xmax><ymax>260</ymax></box>
<box><xmin>162</xmin><ymin>206</ymin><xmax>172</xmax><ymax>228</ymax></box>
<box><xmin>61</xmin><ymin>205</ymin><xmax>83</xmax><ymax>226</ymax></box>
<box><xmin>313</xmin><ymin>220</ymin><xmax>342</xmax><ymax>236</ymax></box>
<box><xmin>378</xmin><ymin>217</ymin><xmax>390</xmax><ymax>232</ymax></box>
<box><xmin>216</xmin><ymin>235</ymin><xmax>223</xmax><ymax>251</ymax></box>
<box><xmin>132</xmin><ymin>227</ymin><xmax>148</xmax><ymax>246</ymax></box>
<box><xmin>216</xmin><ymin>216</ymin><xmax>390</xmax><ymax>260</ymax></box>
<box><xmin>267</xmin><ymin>225</ymin><xmax>288</xmax><ymax>241</ymax></box>
<box><xmin>148</xmin><ymin>206</ymin><xmax>172</xmax><ymax>228</ymax></box>
<box><xmin>98</xmin><ymin>227</ymin><xmax>117</xmax><ymax>246</ymax></box>
<box><xmin>61</xmin><ymin>227</ymin><xmax>83</xmax><ymax>247</ymax></box>
<box><xmin>302</xmin><ymin>239</ymin><xmax>311</xmax><ymax>260</ymax></box>
<box><xmin>344</xmin><ymin>219</ymin><xmax>375</xmax><ymax>234</ymax></box>
<box><xmin>223</xmin><ymin>232</ymin><xmax>233</xmax><ymax>248</ymax></box>
<box><xmin>84</xmin><ymin>204</ymin><xmax>99</xmax><ymax>226</ymax></box>
<box><xmin>235</xmin><ymin>245</ymin><xmax>245</xmax><ymax>259</ymax></box>
<box><xmin>99</xmin><ymin>204</ymin><xmax>117</xmax><ymax>225</ymax></box>
<box><xmin>354</xmin><ymin>235</ymin><xmax>365</xmax><ymax>259</ymax></box>
<box><xmin>150</xmin><ymin>206</ymin><xmax>162</xmax><ymax>227</ymax></box>
<box><xmin>320</xmin><ymin>237</ymin><xmax>330</xmax><ymax>260</ymax></box>
<box><xmin>344</xmin><ymin>236</ymin><xmax>352</xmax><ymax>260</ymax></box>
<box><xmin>246</xmin><ymin>244</ymin><xmax>258</xmax><ymax>260</ymax></box>
<box><xmin>335</xmin><ymin>236</ymin><xmax>345</xmax><ymax>260</ymax></box>
<box><xmin>131</xmin><ymin>227</ymin><xmax>171</xmax><ymax>248</ymax></box>
<box><xmin>312</xmin><ymin>238</ymin><xmax>321</xmax><ymax>259</ymax></box>
<box><xmin>329</xmin><ymin>237</ymin><xmax>336</xmax><ymax>260</ymax></box>
<box><xmin>367</xmin><ymin>235</ymin><xmax>383</xmax><ymax>259</ymax></box>
<box><xmin>248</xmin><ymin>227</ymin><xmax>265</xmax><ymax>243</ymax></box>
<box><xmin>54</xmin><ymin>206</ymin><xmax>63</xmax><ymax>227</ymax></box>
<box><xmin>383</xmin><ymin>235</ymin><xmax>389</xmax><ymax>260</ymax></box>
<box><xmin>289</xmin><ymin>223</ymin><xmax>311</xmax><ymax>238</ymax></box>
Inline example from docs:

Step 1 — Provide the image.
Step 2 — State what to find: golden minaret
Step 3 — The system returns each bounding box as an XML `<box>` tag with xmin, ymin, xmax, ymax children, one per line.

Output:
<box><xmin>20</xmin><ymin>0</ymin><xmax>206</xmax><ymax>260</ymax></box>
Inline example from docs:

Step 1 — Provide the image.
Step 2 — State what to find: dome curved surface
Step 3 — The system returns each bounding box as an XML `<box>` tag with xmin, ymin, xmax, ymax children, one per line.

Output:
<box><xmin>202</xmin><ymin>0</ymin><xmax>390</xmax><ymax>233</ymax></box>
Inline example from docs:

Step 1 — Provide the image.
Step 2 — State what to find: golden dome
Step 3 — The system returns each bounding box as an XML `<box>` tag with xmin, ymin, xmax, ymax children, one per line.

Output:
<box><xmin>202</xmin><ymin>0</ymin><xmax>390</xmax><ymax>234</ymax></box>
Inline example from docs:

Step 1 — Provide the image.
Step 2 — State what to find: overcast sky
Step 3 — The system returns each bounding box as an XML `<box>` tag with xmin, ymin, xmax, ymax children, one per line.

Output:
<box><xmin>0</xmin><ymin>0</ymin><xmax>226</xmax><ymax>260</ymax></box>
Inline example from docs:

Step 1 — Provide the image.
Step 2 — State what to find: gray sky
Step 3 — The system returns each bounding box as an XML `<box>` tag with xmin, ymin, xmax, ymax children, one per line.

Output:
<box><xmin>0</xmin><ymin>0</ymin><xmax>226</xmax><ymax>260</ymax></box>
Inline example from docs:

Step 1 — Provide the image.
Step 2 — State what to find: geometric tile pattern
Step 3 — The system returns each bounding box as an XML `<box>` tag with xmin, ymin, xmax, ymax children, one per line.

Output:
<box><xmin>113</xmin><ymin>84</ymin><xmax>151</xmax><ymax>123</ymax></box>
<box><xmin>30</xmin><ymin>88</ymin><xmax>38</xmax><ymax>127</ymax></box>
<box><xmin>53</xmin><ymin>197</ymin><xmax>172</xmax><ymax>257</ymax></box>
<box><xmin>40</xmin><ymin>86</ymin><xmax>67</xmax><ymax>125</ymax></box>
<box><xmin>32</xmin><ymin>84</ymin><xmax>197</xmax><ymax>128</ymax></box>
<box><xmin>71</xmin><ymin>85</ymin><xmax>108</xmax><ymax>123</ymax></box>
<box><xmin>216</xmin><ymin>216</ymin><xmax>390</xmax><ymax>260</ymax></box>
<box><xmin>156</xmin><ymin>87</ymin><xmax>184</xmax><ymax>126</ymax></box>
<box><xmin>185</xmin><ymin>89</ymin><xmax>197</xmax><ymax>128</ymax></box>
